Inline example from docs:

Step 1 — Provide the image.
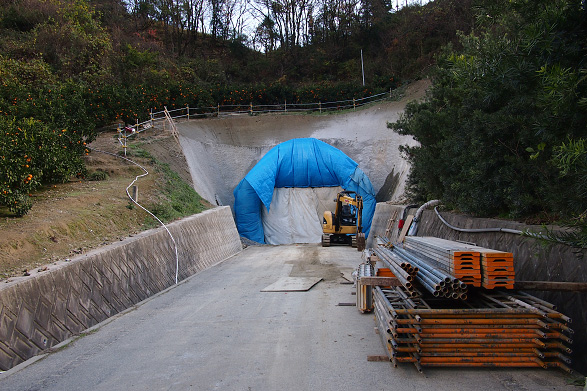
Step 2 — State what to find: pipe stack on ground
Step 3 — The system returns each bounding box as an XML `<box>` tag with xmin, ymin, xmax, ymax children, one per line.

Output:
<box><xmin>372</xmin><ymin>286</ymin><xmax>573</xmax><ymax>373</ymax></box>
<box><xmin>402</xmin><ymin>236</ymin><xmax>482</xmax><ymax>287</ymax></box>
<box><xmin>373</xmin><ymin>247</ymin><xmax>419</xmax><ymax>297</ymax></box>
<box><xmin>374</xmin><ymin>241</ymin><xmax>467</xmax><ymax>299</ymax></box>
<box><xmin>394</xmin><ymin>246</ymin><xmax>468</xmax><ymax>299</ymax></box>
<box><xmin>403</xmin><ymin>236</ymin><xmax>515</xmax><ymax>289</ymax></box>
<box><xmin>373</xmin><ymin>286</ymin><xmax>425</xmax><ymax>372</ymax></box>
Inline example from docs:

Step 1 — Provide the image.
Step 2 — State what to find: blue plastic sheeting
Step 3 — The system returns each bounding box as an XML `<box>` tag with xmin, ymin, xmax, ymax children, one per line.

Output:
<box><xmin>233</xmin><ymin>138</ymin><xmax>376</xmax><ymax>244</ymax></box>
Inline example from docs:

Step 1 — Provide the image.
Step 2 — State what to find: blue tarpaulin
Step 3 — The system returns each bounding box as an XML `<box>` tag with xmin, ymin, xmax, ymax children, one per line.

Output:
<box><xmin>233</xmin><ymin>138</ymin><xmax>376</xmax><ymax>244</ymax></box>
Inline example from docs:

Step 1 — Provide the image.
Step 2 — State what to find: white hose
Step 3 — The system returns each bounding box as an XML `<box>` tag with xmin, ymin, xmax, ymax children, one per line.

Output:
<box><xmin>89</xmin><ymin>147</ymin><xmax>181</xmax><ymax>284</ymax></box>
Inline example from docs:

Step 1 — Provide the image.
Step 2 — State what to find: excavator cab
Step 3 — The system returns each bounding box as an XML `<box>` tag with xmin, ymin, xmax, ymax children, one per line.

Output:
<box><xmin>322</xmin><ymin>191</ymin><xmax>365</xmax><ymax>250</ymax></box>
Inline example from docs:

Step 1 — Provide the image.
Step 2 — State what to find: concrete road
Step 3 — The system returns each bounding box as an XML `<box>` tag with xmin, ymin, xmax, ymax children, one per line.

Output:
<box><xmin>0</xmin><ymin>245</ymin><xmax>577</xmax><ymax>390</ymax></box>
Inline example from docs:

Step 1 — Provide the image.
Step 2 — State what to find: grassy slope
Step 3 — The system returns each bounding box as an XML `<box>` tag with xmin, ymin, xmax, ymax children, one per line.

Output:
<box><xmin>0</xmin><ymin>129</ymin><xmax>210</xmax><ymax>281</ymax></box>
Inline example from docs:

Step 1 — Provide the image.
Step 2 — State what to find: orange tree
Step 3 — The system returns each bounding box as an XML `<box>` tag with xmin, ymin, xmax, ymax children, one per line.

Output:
<box><xmin>0</xmin><ymin>116</ymin><xmax>88</xmax><ymax>216</ymax></box>
<box><xmin>0</xmin><ymin>57</ymin><xmax>94</xmax><ymax>216</ymax></box>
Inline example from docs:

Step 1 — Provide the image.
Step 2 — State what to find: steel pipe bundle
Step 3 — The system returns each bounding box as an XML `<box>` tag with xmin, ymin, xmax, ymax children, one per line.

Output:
<box><xmin>374</xmin><ymin>243</ymin><xmax>467</xmax><ymax>299</ymax></box>
<box><xmin>404</xmin><ymin>236</ymin><xmax>517</xmax><ymax>289</ymax></box>
<box><xmin>393</xmin><ymin>246</ymin><xmax>468</xmax><ymax>299</ymax></box>
<box><xmin>356</xmin><ymin>263</ymin><xmax>375</xmax><ymax>313</ymax></box>
<box><xmin>372</xmin><ymin>287</ymin><xmax>573</xmax><ymax>373</ymax></box>
<box><xmin>372</xmin><ymin>247</ymin><xmax>417</xmax><ymax>296</ymax></box>
<box><xmin>403</xmin><ymin>236</ymin><xmax>482</xmax><ymax>287</ymax></box>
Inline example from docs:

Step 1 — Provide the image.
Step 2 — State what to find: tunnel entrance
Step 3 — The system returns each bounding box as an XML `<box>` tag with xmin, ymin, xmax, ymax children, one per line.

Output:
<box><xmin>261</xmin><ymin>187</ymin><xmax>342</xmax><ymax>245</ymax></box>
<box><xmin>175</xmin><ymin>98</ymin><xmax>421</xmax><ymax>244</ymax></box>
<box><xmin>233</xmin><ymin>138</ymin><xmax>376</xmax><ymax>244</ymax></box>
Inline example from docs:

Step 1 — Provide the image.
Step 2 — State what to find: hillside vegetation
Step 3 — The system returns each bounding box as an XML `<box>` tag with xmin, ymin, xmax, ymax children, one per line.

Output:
<box><xmin>1</xmin><ymin>0</ymin><xmax>473</xmax><ymax>215</ymax></box>
<box><xmin>391</xmin><ymin>0</ymin><xmax>586</xmax><ymax>246</ymax></box>
<box><xmin>0</xmin><ymin>0</ymin><xmax>585</xmax><ymax>246</ymax></box>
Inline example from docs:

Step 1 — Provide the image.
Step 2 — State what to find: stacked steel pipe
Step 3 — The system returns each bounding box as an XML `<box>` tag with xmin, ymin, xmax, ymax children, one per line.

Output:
<box><xmin>403</xmin><ymin>236</ymin><xmax>482</xmax><ymax>287</ymax></box>
<box><xmin>356</xmin><ymin>262</ymin><xmax>375</xmax><ymax>313</ymax></box>
<box><xmin>373</xmin><ymin>286</ymin><xmax>425</xmax><ymax>372</ymax></box>
<box><xmin>394</xmin><ymin>246</ymin><xmax>468</xmax><ymax>299</ymax></box>
<box><xmin>404</xmin><ymin>236</ymin><xmax>515</xmax><ymax>289</ymax></box>
<box><xmin>374</xmin><ymin>241</ymin><xmax>467</xmax><ymax>299</ymax></box>
<box><xmin>372</xmin><ymin>285</ymin><xmax>574</xmax><ymax>373</ymax></box>
<box><xmin>372</xmin><ymin>247</ymin><xmax>419</xmax><ymax>298</ymax></box>
<box><xmin>369</xmin><ymin>236</ymin><xmax>572</xmax><ymax>372</ymax></box>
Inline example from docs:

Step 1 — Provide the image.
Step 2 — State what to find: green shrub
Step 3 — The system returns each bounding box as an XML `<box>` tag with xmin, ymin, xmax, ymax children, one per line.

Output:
<box><xmin>391</xmin><ymin>0</ymin><xmax>586</xmax><ymax>220</ymax></box>
<box><xmin>87</xmin><ymin>170</ymin><xmax>109</xmax><ymax>181</ymax></box>
<box><xmin>0</xmin><ymin>116</ymin><xmax>90</xmax><ymax>215</ymax></box>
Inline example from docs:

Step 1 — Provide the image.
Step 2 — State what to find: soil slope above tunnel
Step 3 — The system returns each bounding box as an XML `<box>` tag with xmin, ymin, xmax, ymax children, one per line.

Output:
<box><xmin>177</xmin><ymin>80</ymin><xmax>430</xmax><ymax>208</ymax></box>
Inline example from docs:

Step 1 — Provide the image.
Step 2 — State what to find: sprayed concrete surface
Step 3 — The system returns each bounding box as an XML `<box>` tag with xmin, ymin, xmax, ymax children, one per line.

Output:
<box><xmin>177</xmin><ymin>81</ymin><xmax>429</xmax><ymax>208</ymax></box>
<box><xmin>0</xmin><ymin>244</ymin><xmax>575</xmax><ymax>390</ymax></box>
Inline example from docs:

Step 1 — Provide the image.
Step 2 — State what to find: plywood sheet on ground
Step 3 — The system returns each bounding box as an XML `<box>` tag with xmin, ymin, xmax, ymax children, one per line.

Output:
<box><xmin>340</xmin><ymin>269</ymin><xmax>354</xmax><ymax>283</ymax></box>
<box><xmin>261</xmin><ymin>277</ymin><xmax>323</xmax><ymax>292</ymax></box>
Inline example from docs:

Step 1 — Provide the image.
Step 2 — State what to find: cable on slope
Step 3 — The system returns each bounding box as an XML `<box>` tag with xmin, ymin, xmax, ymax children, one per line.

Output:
<box><xmin>88</xmin><ymin>147</ymin><xmax>180</xmax><ymax>284</ymax></box>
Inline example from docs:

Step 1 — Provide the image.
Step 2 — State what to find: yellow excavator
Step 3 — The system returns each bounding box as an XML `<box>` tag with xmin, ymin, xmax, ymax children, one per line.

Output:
<box><xmin>322</xmin><ymin>190</ymin><xmax>365</xmax><ymax>250</ymax></box>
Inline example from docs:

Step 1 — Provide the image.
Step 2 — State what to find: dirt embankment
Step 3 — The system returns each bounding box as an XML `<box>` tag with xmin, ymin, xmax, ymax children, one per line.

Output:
<box><xmin>178</xmin><ymin>79</ymin><xmax>431</xmax><ymax>208</ymax></box>
<box><xmin>0</xmin><ymin>130</ymin><xmax>192</xmax><ymax>281</ymax></box>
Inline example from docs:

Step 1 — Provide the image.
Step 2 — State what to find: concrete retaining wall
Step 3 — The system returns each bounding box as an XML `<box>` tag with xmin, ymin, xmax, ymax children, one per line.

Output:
<box><xmin>0</xmin><ymin>206</ymin><xmax>242</xmax><ymax>371</ymax></box>
<box><xmin>366</xmin><ymin>203</ymin><xmax>405</xmax><ymax>249</ymax></box>
<box><xmin>368</xmin><ymin>203</ymin><xmax>587</xmax><ymax>373</ymax></box>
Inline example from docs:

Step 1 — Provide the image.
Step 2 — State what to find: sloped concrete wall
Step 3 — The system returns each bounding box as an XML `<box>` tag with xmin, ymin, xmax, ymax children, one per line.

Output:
<box><xmin>369</xmin><ymin>204</ymin><xmax>587</xmax><ymax>373</ymax></box>
<box><xmin>177</xmin><ymin>100</ymin><xmax>418</xmax><ymax>208</ymax></box>
<box><xmin>0</xmin><ymin>206</ymin><xmax>242</xmax><ymax>371</ymax></box>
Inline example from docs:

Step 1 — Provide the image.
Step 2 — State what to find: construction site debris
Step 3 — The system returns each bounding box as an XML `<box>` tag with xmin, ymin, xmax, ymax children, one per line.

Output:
<box><xmin>363</xmin><ymin>236</ymin><xmax>573</xmax><ymax>373</ymax></box>
<box><xmin>372</xmin><ymin>286</ymin><xmax>573</xmax><ymax>373</ymax></box>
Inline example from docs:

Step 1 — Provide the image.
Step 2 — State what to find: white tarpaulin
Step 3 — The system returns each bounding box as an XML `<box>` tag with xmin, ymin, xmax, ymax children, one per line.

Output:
<box><xmin>233</xmin><ymin>138</ymin><xmax>376</xmax><ymax>243</ymax></box>
<box><xmin>262</xmin><ymin>187</ymin><xmax>342</xmax><ymax>245</ymax></box>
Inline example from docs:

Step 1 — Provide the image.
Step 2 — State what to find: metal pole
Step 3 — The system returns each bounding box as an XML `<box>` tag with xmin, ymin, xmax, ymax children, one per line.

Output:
<box><xmin>361</xmin><ymin>49</ymin><xmax>365</xmax><ymax>86</ymax></box>
<box><xmin>515</xmin><ymin>281</ymin><xmax>587</xmax><ymax>292</ymax></box>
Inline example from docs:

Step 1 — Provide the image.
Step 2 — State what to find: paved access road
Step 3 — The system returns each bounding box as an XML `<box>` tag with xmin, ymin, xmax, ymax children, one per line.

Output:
<box><xmin>0</xmin><ymin>245</ymin><xmax>577</xmax><ymax>390</ymax></box>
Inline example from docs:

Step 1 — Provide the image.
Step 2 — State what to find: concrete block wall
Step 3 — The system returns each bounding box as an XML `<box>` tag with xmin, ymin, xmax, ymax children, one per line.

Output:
<box><xmin>368</xmin><ymin>203</ymin><xmax>587</xmax><ymax>373</ymax></box>
<box><xmin>0</xmin><ymin>206</ymin><xmax>242</xmax><ymax>371</ymax></box>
